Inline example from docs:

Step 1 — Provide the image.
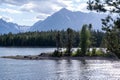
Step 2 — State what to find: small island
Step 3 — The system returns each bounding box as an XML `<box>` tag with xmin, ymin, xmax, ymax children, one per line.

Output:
<box><xmin>1</xmin><ymin>52</ymin><xmax>117</xmax><ymax>60</ymax></box>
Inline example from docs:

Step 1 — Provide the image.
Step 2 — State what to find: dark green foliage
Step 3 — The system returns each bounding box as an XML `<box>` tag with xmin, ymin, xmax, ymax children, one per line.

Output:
<box><xmin>52</xmin><ymin>50</ymin><xmax>62</xmax><ymax>57</ymax></box>
<box><xmin>65</xmin><ymin>28</ymin><xmax>74</xmax><ymax>56</ymax></box>
<box><xmin>103</xmin><ymin>26</ymin><xmax>120</xmax><ymax>58</ymax></box>
<box><xmin>0</xmin><ymin>31</ymin><xmax>56</xmax><ymax>47</ymax></box>
<box><xmin>91</xmin><ymin>30</ymin><xmax>104</xmax><ymax>47</ymax></box>
<box><xmin>56</xmin><ymin>31</ymin><xmax>62</xmax><ymax>52</ymax></box>
<box><xmin>92</xmin><ymin>48</ymin><xmax>96</xmax><ymax>56</ymax></box>
<box><xmin>87</xmin><ymin>0</ymin><xmax>120</xmax><ymax>58</ymax></box>
<box><xmin>80</xmin><ymin>25</ymin><xmax>91</xmax><ymax>56</ymax></box>
<box><xmin>87</xmin><ymin>0</ymin><xmax>120</xmax><ymax>13</ymax></box>
<box><xmin>0</xmin><ymin>31</ymin><xmax>68</xmax><ymax>47</ymax></box>
<box><xmin>86</xmin><ymin>49</ymin><xmax>106</xmax><ymax>57</ymax></box>
<box><xmin>0</xmin><ymin>29</ymin><xmax>104</xmax><ymax>47</ymax></box>
<box><xmin>75</xmin><ymin>49</ymin><xmax>82</xmax><ymax>56</ymax></box>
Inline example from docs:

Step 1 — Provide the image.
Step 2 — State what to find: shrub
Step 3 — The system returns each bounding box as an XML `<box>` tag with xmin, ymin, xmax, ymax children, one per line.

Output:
<box><xmin>87</xmin><ymin>48</ymin><xmax>105</xmax><ymax>57</ymax></box>
<box><xmin>52</xmin><ymin>50</ymin><xmax>62</xmax><ymax>57</ymax></box>
<box><xmin>95</xmin><ymin>50</ymin><xmax>104</xmax><ymax>56</ymax></box>
<box><xmin>92</xmin><ymin>48</ymin><xmax>96</xmax><ymax>56</ymax></box>
<box><xmin>86</xmin><ymin>51</ymin><xmax>92</xmax><ymax>56</ymax></box>
<box><xmin>72</xmin><ymin>49</ymin><xmax>82</xmax><ymax>57</ymax></box>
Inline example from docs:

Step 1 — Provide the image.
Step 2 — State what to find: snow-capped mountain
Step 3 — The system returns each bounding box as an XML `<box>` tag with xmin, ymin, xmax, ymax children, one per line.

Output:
<box><xmin>30</xmin><ymin>8</ymin><xmax>106</xmax><ymax>31</ymax></box>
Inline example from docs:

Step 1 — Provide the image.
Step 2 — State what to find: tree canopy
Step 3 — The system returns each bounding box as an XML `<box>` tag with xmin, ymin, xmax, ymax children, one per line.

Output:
<box><xmin>80</xmin><ymin>25</ymin><xmax>91</xmax><ymax>56</ymax></box>
<box><xmin>87</xmin><ymin>0</ymin><xmax>120</xmax><ymax>58</ymax></box>
<box><xmin>0</xmin><ymin>29</ymin><xmax>104</xmax><ymax>48</ymax></box>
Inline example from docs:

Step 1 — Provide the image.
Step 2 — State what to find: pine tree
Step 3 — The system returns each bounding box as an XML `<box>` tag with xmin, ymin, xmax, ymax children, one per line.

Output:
<box><xmin>66</xmin><ymin>28</ymin><xmax>74</xmax><ymax>56</ymax></box>
<box><xmin>87</xmin><ymin>0</ymin><xmax>120</xmax><ymax>58</ymax></box>
<box><xmin>56</xmin><ymin>31</ymin><xmax>62</xmax><ymax>52</ymax></box>
<box><xmin>80</xmin><ymin>25</ymin><xmax>91</xmax><ymax>56</ymax></box>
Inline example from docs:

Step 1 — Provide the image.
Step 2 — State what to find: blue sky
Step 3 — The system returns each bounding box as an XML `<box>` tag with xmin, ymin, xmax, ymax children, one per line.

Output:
<box><xmin>0</xmin><ymin>0</ymin><xmax>88</xmax><ymax>26</ymax></box>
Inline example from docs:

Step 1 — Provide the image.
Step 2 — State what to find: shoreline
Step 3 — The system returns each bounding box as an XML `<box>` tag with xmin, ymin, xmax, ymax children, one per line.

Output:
<box><xmin>1</xmin><ymin>54</ymin><xmax>118</xmax><ymax>61</ymax></box>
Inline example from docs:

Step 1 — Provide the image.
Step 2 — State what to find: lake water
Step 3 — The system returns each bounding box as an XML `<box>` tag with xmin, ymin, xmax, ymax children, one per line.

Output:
<box><xmin>0</xmin><ymin>47</ymin><xmax>120</xmax><ymax>80</ymax></box>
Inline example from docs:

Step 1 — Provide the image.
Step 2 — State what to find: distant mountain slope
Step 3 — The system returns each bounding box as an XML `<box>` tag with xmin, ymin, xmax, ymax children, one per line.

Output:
<box><xmin>0</xmin><ymin>8</ymin><xmax>106</xmax><ymax>34</ymax></box>
<box><xmin>30</xmin><ymin>8</ymin><xmax>106</xmax><ymax>31</ymax></box>
<box><xmin>0</xmin><ymin>19</ymin><xmax>31</xmax><ymax>34</ymax></box>
<box><xmin>0</xmin><ymin>19</ymin><xmax>20</xmax><ymax>34</ymax></box>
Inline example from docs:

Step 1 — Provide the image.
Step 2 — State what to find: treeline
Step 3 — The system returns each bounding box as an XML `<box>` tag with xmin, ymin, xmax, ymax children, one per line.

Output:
<box><xmin>0</xmin><ymin>29</ymin><xmax>104</xmax><ymax>47</ymax></box>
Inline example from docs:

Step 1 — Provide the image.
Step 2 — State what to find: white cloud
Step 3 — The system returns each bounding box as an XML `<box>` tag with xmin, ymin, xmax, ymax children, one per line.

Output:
<box><xmin>21</xmin><ymin>13</ymin><xmax>50</xmax><ymax>25</ymax></box>
<box><xmin>0</xmin><ymin>0</ymin><xmax>28</xmax><ymax>6</ymax></box>
<box><xmin>0</xmin><ymin>0</ymin><xmax>89</xmax><ymax>26</ymax></box>
<box><xmin>0</xmin><ymin>8</ymin><xmax>21</xmax><ymax>14</ymax></box>
<box><xmin>22</xmin><ymin>17</ymin><xmax>40</xmax><ymax>23</ymax></box>
<box><xmin>36</xmin><ymin>13</ymin><xmax>50</xmax><ymax>20</ymax></box>
<box><xmin>74</xmin><ymin>3</ymin><xmax>89</xmax><ymax>13</ymax></box>
<box><xmin>20</xmin><ymin>1</ymin><xmax>63</xmax><ymax>14</ymax></box>
<box><xmin>0</xmin><ymin>0</ymin><xmax>89</xmax><ymax>14</ymax></box>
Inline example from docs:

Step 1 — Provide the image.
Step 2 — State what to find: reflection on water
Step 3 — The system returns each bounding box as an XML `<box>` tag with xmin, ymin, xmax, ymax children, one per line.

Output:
<box><xmin>0</xmin><ymin>58</ymin><xmax>120</xmax><ymax>80</ymax></box>
<box><xmin>0</xmin><ymin>47</ymin><xmax>120</xmax><ymax>80</ymax></box>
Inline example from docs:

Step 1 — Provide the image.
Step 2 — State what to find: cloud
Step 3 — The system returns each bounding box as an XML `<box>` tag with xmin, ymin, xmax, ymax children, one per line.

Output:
<box><xmin>20</xmin><ymin>1</ymin><xmax>64</xmax><ymax>14</ymax></box>
<box><xmin>0</xmin><ymin>0</ymin><xmax>89</xmax><ymax>26</ymax></box>
<box><xmin>74</xmin><ymin>3</ymin><xmax>89</xmax><ymax>13</ymax></box>
<box><xmin>36</xmin><ymin>13</ymin><xmax>49</xmax><ymax>20</ymax></box>
<box><xmin>0</xmin><ymin>0</ymin><xmax>28</xmax><ymax>6</ymax></box>
<box><xmin>0</xmin><ymin>0</ymin><xmax>89</xmax><ymax>14</ymax></box>
<box><xmin>0</xmin><ymin>16</ymin><xmax>13</xmax><ymax>22</ymax></box>
<box><xmin>0</xmin><ymin>8</ymin><xmax>21</xmax><ymax>14</ymax></box>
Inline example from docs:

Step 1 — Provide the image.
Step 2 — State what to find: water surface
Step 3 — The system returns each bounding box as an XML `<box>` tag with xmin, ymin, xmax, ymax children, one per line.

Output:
<box><xmin>0</xmin><ymin>47</ymin><xmax>120</xmax><ymax>80</ymax></box>
<box><xmin>0</xmin><ymin>47</ymin><xmax>55</xmax><ymax>56</ymax></box>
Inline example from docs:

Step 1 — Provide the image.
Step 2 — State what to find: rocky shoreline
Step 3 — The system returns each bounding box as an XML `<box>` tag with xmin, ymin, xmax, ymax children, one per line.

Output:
<box><xmin>1</xmin><ymin>53</ymin><xmax>118</xmax><ymax>60</ymax></box>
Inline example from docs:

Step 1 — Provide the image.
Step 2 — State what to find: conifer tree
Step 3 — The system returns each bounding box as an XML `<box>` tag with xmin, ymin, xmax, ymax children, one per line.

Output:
<box><xmin>87</xmin><ymin>0</ymin><xmax>120</xmax><ymax>58</ymax></box>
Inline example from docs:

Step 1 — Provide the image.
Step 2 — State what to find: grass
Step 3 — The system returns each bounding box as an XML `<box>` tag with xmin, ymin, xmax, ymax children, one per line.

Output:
<box><xmin>86</xmin><ymin>49</ymin><xmax>105</xmax><ymax>56</ymax></box>
<box><xmin>51</xmin><ymin>48</ymin><xmax>111</xmax><ymax>58</ymax></box>
<box><xmin>72</xmin><ymin>48</ymin><xmax>108</xmax><ymax>57</ymax></box>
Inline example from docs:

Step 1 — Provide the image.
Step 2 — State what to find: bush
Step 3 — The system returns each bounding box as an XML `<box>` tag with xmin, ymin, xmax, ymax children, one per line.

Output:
<box><xmin>52</xmin><ymin>50</ymin><xmax>62</xmax><ymax>57</ymax></box>
<box><xmin>86</xmin><ymin>51</ymin><xmax>92</xmax><ymax>56</ymax></box>
<box><xmin>72</xmin><ymin>49</ymin><xmax>82</xmax><ymax>57</ymax></box>
<box><xmin>92</xmin><ymin>48</ymin><xmax>96</xmax><ymax>56</ymax></box>
<box><xmin>86</xmin><ymin>48</ymin><xmax>105</xmax><ymax>57</ymax></box>
<box><xmin>96</xmin><ymin>50</ymin><xmax>106</xmax><ymax>56</ymax></box>
<box><xmin>92</xmin><ymin>49</ymin><xmax>104</xmax><ymax>56</ymax></box>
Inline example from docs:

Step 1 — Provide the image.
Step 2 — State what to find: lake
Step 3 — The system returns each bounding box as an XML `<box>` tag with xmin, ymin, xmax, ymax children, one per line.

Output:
<box><xmin>0</xmin><ymin>47</ymin><xmax>120</xmax><ymax>80</ymax></box>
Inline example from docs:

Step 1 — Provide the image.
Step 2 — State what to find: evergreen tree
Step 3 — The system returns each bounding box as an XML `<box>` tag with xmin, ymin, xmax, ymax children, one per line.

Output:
<box><xmin>0</xmin><ymin>30</ymin><xmax>104</xmax><ymax>48</ymax></box>
<box><xmin>87</xmin><ymin>0</ymin><xmax>120</xmax><ymax>58</ymax></box>
<box><xmin>56</xmin><ymin>31</ymin><xmax>62</xmax><ymax>52</ymax></box>
<box><xmin>66</xmin><ymin>28</ymin><xmax>74</xmax><ymax>56</ymax></box>
<box><xmin>80</xmin><ymin>25</ymin><xmax>91</xmax><ymax>56</ymax></box>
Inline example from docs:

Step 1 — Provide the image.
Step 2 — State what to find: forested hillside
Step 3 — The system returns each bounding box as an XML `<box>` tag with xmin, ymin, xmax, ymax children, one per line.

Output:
<box><xmin>0</xmin><ymin>29</ymin><xmax>104</xmax><ymax>47</ymax></box>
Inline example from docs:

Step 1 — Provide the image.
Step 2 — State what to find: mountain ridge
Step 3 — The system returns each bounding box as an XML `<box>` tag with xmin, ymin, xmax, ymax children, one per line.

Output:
<box><xmin>30</xmin><ymin>8</ymin><xmax>106</xmax><ymax>31</ymax></box>
<box><xmin>0</xmin><ymin>8</ymin><xmax>106</xmax><ymax>34</ymax></box>
<box><xmin>0</xmin><ymin>19</ymin><xmax>30</xmax><ymax>34</ymax></box>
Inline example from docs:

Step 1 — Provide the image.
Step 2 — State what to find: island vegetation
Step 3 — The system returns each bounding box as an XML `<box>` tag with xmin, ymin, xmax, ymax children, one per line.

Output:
<box><xmin>1</xmin><ymin>0</ymin><xmax>120</xmax><ymax>59</ymax></box>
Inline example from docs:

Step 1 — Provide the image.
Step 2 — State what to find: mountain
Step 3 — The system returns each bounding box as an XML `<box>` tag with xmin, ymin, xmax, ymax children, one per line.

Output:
<box><xmin>18</xmin><ymin>25</ymin><xmax>30</xmax><ymax>32</ymax></box>
<box><xmin>0</xmin><ymin>19</ymin><xmax>20</xmax><ymax>34</ymax></box>
<box><xmin>0</xmin><ymin>19</ymin><xmax>31</xmax><ymax>34</ymax></box>
<box><xmin>0</xmin><ymin>8</ymin><xmax>106</xmax><ymax>34</ymax></box>
<box><xmin>30</xmin><ymin>8</ymin><xmax>106</xmax><ymax>31</ymax></box>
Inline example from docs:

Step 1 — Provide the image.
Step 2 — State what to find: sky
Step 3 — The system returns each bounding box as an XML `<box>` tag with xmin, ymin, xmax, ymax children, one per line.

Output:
<box><xmin>0</xmin><ymin>0</ymin><xmax>88</xmax><ymax>26</ymax></box>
